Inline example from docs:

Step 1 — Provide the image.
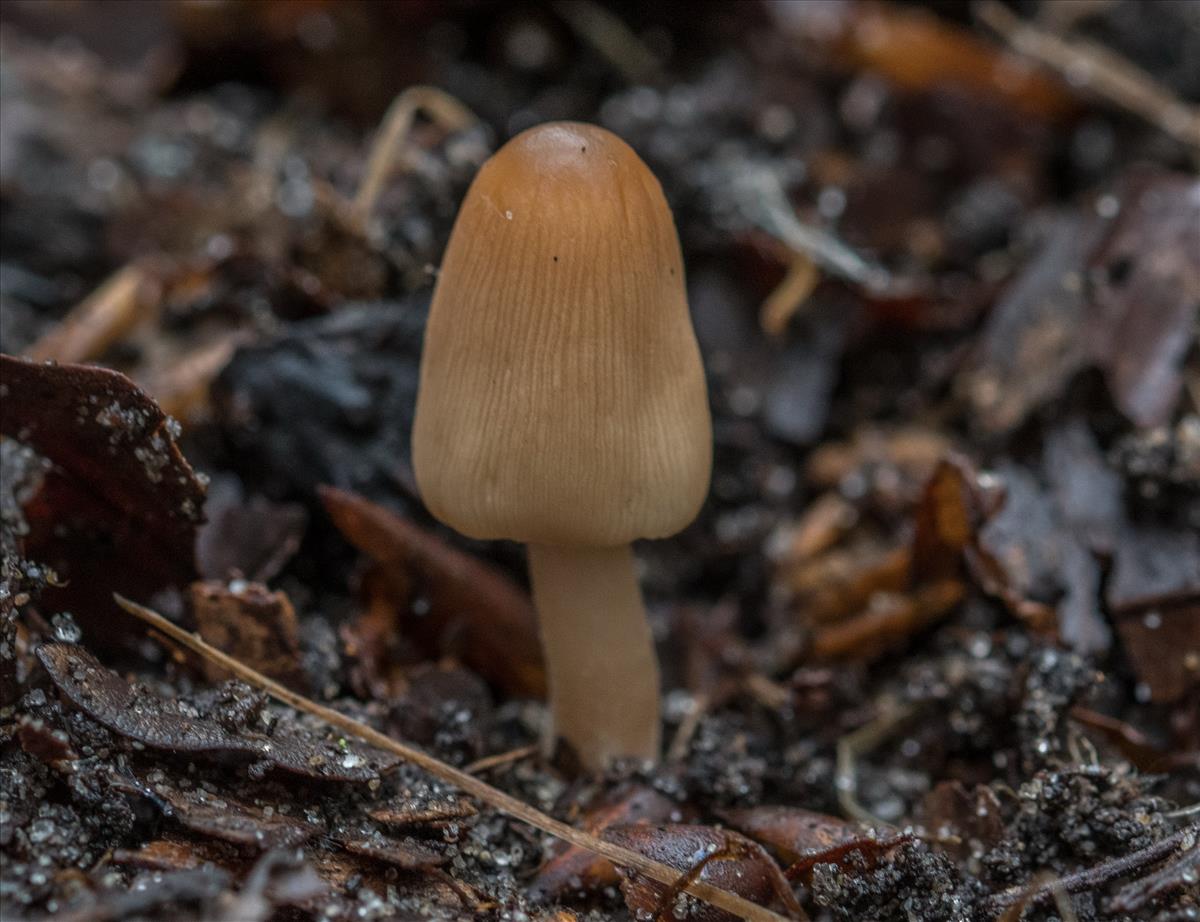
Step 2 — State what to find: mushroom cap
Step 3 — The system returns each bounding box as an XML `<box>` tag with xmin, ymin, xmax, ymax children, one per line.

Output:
<box><xmin>412</xmin><ymin>121</ymin><xmax>711</xmax><ymax>547</ymax></box>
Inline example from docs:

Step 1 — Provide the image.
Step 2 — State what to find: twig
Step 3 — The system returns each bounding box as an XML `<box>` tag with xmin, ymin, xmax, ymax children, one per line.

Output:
<box><xmin>26</xmin><ymin>264</ymin><xmax>157</xmax><ymax>365</ymax></box>
<box><xmin>759</xmin><ymin>251</ymin><xmax>820</xmax><ymax>338</ymax></box>
<box><xmin>985</xmin><ymin>823</ymin><xmax>1200</xmax><ymax>913</ymax></box>
<box><xmin>666</xmin><ymin>691</ymin><xmax>709</xmax><ymax>763</ymax></box>
<box><xmin>976</xmin><ymin>0</ymin><xmax>1200</xmax><ymax>152</ymax></box>
<box><xmin>352</xmin><ymin>86</ymin><xmax>478</xmax><ymax>230</ymax></box>
<box><xmin>464</xmin><ymin>744</ymin><xmax>539</xmax><ymax>775</ymax></box>
<box><xmin>114</xmin><ymin>595</ymin><xmax>791</xmax><ymax>922</ymax></box>
<box><xmin>552</xmin><ymin>0</ymin><xmax>661</xmax><ymax>84</ymax></box>
<box><xmin>835</xmin><ymin>701</ymin><xmax>917</xmax><ymax>824</ymax></box>
<box><xmin>650</xmin><ymin>837</ymin><xmax>807</xmax><ymax>922</ymax></box>
<box><xmin>733</xmin><ymin>166</ymin><xmax>893</xmax><ymax>293</ymax></box>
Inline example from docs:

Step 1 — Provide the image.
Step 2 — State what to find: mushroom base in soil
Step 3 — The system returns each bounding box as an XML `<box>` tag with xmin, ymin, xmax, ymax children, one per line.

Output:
<box><xmin>527</xmin><ymin>543</ymin><xmax>661</xmax><ymax>767</ymax></box>
<box><xmin>411</xmin><ymin>121</ymin><xmax>711</xmax><ymax>772</ymax></box>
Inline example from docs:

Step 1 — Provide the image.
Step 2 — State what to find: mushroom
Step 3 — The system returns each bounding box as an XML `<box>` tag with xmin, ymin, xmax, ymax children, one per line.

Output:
<box><xmin>411</xmin><ymin>122</ymin><xmax>711</xmax><ymax>770</ymax></box>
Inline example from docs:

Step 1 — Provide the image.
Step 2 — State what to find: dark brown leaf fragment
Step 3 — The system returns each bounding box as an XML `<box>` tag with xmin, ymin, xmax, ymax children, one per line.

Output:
<box><xmin>320</xmin><ymin>486</ymin><xmax>545</xmax><ymax>698</ymax></box>
<box><xmin>531</xmin><ymin>784</ymin><xmax>683</xmax><ymax>899</ymax></box>
<box><xmin>190</xmin><ymin>580</ymin><xmax>307</xmax><ymax>690</ymax></box>
<box><xmin>36</xmin><ymin>642</ymin><xmax>393</xmax><ymax>781</ymax></box>
<box><xmin>603</xmin><ymin>824</ymin><xmax>796</xmax><ymax>922</ymax></box>
<box><xmin>717</xmin><ymin>805</ymin><xmax>871</xmax><ymax>866</ymax></box>
<box><xmin>0</xmin><ymin>355</ymin><xmax>205</xmax><ymax>559</ymax></box>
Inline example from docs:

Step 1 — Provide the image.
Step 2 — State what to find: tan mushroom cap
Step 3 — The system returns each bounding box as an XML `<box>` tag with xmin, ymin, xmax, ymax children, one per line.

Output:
<box><xmin>412</xmin><ymin>121</ymin><xmax>711</xmax><ymax>547</ymax></box>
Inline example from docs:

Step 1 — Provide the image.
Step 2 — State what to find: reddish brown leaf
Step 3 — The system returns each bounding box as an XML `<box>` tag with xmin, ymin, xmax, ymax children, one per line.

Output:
<box><xmin>782</xmin><ymin>542</ymin><xmax>911</xmax><ymax>625</ymax></box>
<box><xmin>368</xmin><ymin>799</ymin><xmax>476</xmax><ymax>830</ymax></box>
<box><xmin>112</xmin><ymin>835</ymin><xmax>238</xmax><ymax>873</ymax></box>
<box><xmin>910</xmin><ymin>456</ymin><xmax>990</xmax><ymax>585</ymax></box>
<box><xmin>810</xmin><ymin>579</ymin><xmax>966</xmax><ymax>660</ymax></box>
<box><xmin>320</xmin><ymin>486</ymin><xmax>545</xmax><ymax>698</ymax></box>
<box><xmin>15</xmin><ymin>715</ymin><xmax>79</xmax><ymax>767</ymax></box>
<box><xmin>531</xmin><ymin>784</ymin><xmax>684</xmax><ymax>900</ymax></box>
<box><xmin>190</xmin><ymin>580</ymin><xmax>307</xmax><ymax>690</ymax></box>
<box><xmin>603</xmin><ymin>824</ymin><xmax>797</xmax><ymax>922</ymax></box>
<box><xmin>1069</xmin><ymin>707</ymin><xmax>1186</xmax><ymax>771</ymax></box>
<box><xmin>717</xmin><ymin>806</ymin><xmax>865</xmax><ymax>865</ymax></box>
<box><xmin>1</xmin><ymin>356</ymin><xmax>206</xmax><ymax>633</ymax></box>
<box><xmin>777</xmin><ymin>1</ymin><xmax>1075</xmax><ymax>120</ymax></box>
<box><xmin>0</xmin><ymin>355</ymin><xmax>205</xmax><ymax>558</ymax></box>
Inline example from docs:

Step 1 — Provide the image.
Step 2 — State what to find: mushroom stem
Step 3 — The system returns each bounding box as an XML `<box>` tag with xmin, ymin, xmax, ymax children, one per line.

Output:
<box><xmin>527</xmin><ymin>543</ymin><xmax>661</xmax><ymax>770</ymax></box>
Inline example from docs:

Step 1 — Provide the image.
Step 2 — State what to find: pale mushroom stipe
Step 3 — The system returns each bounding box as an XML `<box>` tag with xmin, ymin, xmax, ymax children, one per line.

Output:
<box><xmin>412</xmin><ymin>121</ymin><xmax>712</xmax><ymax>771</ymax></box>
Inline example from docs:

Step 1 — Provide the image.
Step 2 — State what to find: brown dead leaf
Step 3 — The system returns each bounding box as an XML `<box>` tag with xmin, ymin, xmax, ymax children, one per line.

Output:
<box><xmin>531</xmin><ymin>784</ymin><xmax>684</xmax><ymax>900</ymax></box>
<box><xmin>190</xmin><ymin>580</ymin><xmax>307</xmax><ymax>690</ymax></box>
<box><xmin>604</xmin><ymin>824</ymin><xmax>799</xmax><ymax>922</ymax></box>
<box><xmin>810</xmin><ymin>580</ymin><xmax>966</xmax><ymax>660</ymax></box>
<box><xmin>112</xmin><ymin>835</ymin><xmax>239</xmax><ymax>873</ymax></box>
<box><xmin>910</xmin><ymin>456</ymin><xmax>990</xmax><ymax>585</ymax></box>
<box><xmin>1069</xmin><ymin>708</ymin><xmax>1185</xmax><ymax>772</ymax></box>
<box><xmin>1086</xmin><ymin>172</ymin><xmax>1200</xmax><ymax>427</ymax></box>
<box><xmin>320</xmin><ymin>486</ymin><xmax>545</xmax><ymax>698</ymax></box>
<box><xmin>717</xmin><ymin>806</ymin><xmax>867</xmax><ymax>866</ymax></box>
<box><xmin>0</xmin><ymin>356</ymin><xmax>206</xmax><ymax>627</ymax></box>
<box><xmin>962</xmin><ymin>169</ymin><xmax>1199</xmax><ymax>435</ymax></box>
<box><xmin>781</xmin><ymin>0</ymin><xmax>1075</xmax><ymax>120</ymax></box>
<box><xmin>719</xmin><ymin>807</ymin><xmax>909</xmax><ymax>884</ymax></box>
<box><xmin>783</xmin><ymin>542</ymin><xmax>911</xmax><ymax>625</ymax></box>
<box><xmin>368</xmin><ymin>799</ymin><xmax>476</xmax><ymax>830</ymax></box>
<box><xmin>37</xmin><ymin>642</ymin><xmax>394</xmax><ymax>782</ymax></box>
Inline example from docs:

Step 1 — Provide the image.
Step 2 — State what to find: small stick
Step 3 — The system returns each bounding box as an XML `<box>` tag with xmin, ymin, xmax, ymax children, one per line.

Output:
<box><xmin>26</xmin><ymin>264</ymin><xmax>156</xmax><ymax>365</ymax></box>
<box><xmin>759</xmin><ymin>252</ymin><xmax>820</xmax><ymax>338</ymax></box>
<box><xmin>976</xmin><ymin>0</ymin><xmax>1200</xmax><ymax>152</ymax></box>
<box><xmin>666</xmin><ymin>691</ymin><xmax>710</xmax><ymax>763</ymax></box>
<box><xmin>986</xmin><ymin>823</ymin><xmax>1200</xmax><ymax>913</ymax></box>
<box><xmin>732</xmin><ymin>166</ymin><xmax>893</xmax><ymax>293</ymax></box>
<box><xmin>835</xmin><ymin>701</ymin><xmax>917</xmax><ymax>824</ymax></box>
<box><xmin>352</xmin><ymin>86</ymin><xmax>478</xmax><ymax>230</ymax></box>
<box><xmin>552</xmin><ymin>0</ymin><xmax>660</xmax><ymax>84</ymax></box>
<box><xmin>464</xmin><ymin>744</ymin><xmax>538</xmax><ymax>775</ymax></box>
<box><xmin>114</xmin><ymin>595</ymin><xmax>790</xmax><ymax>922</ymax></box>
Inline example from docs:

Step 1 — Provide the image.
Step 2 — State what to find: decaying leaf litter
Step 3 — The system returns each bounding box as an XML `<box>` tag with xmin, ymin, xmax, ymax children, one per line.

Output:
<box><xmin>1</xmin><ymin>1</ymin><xmax>1198</xmax><ymax>920</ymax></box>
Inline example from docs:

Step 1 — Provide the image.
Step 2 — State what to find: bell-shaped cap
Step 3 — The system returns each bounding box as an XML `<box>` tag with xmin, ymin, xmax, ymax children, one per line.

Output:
<box><xmin>412</xmin><ymin>122</ymin><xmax>711</xmax><ymax>547</ymax></box>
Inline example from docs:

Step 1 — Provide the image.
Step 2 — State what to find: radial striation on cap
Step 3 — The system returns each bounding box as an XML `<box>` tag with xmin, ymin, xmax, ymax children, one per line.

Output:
<box><xmin>412</xmin><ymin>122</ymin><xmax>711</xmax><ymax>547</ymax></box>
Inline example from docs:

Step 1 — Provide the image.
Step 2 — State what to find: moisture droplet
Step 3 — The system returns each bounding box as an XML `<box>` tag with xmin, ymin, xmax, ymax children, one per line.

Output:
<box><xmin>51</xmin><ymin>612</ymin><xmax>82</xmax><ymax>644</ymax></box>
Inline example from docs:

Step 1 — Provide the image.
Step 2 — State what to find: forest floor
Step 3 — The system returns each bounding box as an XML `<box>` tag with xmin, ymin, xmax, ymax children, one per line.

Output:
<box><xmin>0</xmin><ymin>2</ymin><xmax>1198</xmax><ymax>920</ymax></box>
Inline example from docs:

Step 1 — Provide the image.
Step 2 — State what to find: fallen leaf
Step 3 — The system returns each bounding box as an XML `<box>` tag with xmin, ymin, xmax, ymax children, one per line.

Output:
<box><xmin>604</xmin><ymin>824</ymin><xmax>796</xmax><ymax>922</ymax></box>
<box><xmin>195</xmin><ymin>478</ymin><xmax>307</xmax><ymax>583</ymax></box>
<box><xmin>1085</xmin><ymin>170</ymin><xmax>1200</xmax><ymax>427</ymax></box>
<box><xmin>0</xmin><ymin>356</ymin><xmax>206</xmax><ymax>631</ymax></box>
<box><xmin>37</xmin><ymin>642</ymin><xmax>394</xmax><ymax>782</ymax></box>
<box><xmin>961</xmin><ymin>169</ymin><xmax>1200</xmax><ymax>434</ymax></box>
<box><xmin>775</xmin><ymin>0</ymin><xmax>1075</xmax><ymax>120</ymax></box>
<box><xmin>190</xmin><ymin>580</ymin><xmax>307</xmax><ymax>690</ymax></box>
<box><xmin>320</xmin><ymin>486</ymin><xmax>545</xmax><ymax>698</ymax></box>
<box><xmin>531</xmin><ymin>784</ymin><xmax>684</xmax><ymax>900</ymax></box>
<box><xmin>717</xmin><ymin>806</ymin><xmax>867</xmax><ymax>865</ymax></box>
